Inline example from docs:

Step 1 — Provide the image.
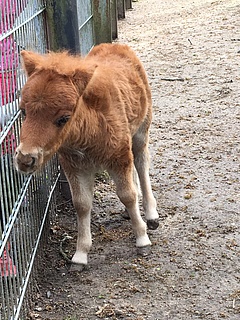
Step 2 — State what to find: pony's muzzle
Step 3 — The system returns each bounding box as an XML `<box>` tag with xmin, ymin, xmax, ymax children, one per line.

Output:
<box><xmin>15</xmin><ymin>148</ymin><xmax>40</xmax><ymax>174</ymax></box>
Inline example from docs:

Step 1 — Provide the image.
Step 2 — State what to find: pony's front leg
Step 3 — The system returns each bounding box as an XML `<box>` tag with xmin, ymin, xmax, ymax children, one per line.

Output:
<box><xmin>63</xmin><ymin>169</ymin><xmax>95</xmax><ymax>269</ymax></box>
<box><xmin>111</xmin><ymin>164</ymin><xmax>152</xmax><ymax>255</ymax></box>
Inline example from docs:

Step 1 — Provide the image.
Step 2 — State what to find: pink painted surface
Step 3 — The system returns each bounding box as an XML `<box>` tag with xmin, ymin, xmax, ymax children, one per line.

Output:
<box><xmin>0</xmin><ymin>0</ymin><xmax>23</xmax><ymax>154</ymax></box>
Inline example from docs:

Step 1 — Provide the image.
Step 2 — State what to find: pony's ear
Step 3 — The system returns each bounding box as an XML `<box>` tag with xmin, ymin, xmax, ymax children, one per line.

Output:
<box><xmin>21</xmin><ymin>50</ymin><xmax>43</xmax><ymax>77</ymax></box>
<box><xmin>72</xmin><ymin>64</ymin><xmax>98</xmax><ymax>95</ymax></box>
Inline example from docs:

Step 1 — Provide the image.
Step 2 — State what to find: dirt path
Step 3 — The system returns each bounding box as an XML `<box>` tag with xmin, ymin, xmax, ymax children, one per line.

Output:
<box><xmin>32</xmin><ymin>1</ymin><xmax>240</xmax><ymax>319</ymax></box>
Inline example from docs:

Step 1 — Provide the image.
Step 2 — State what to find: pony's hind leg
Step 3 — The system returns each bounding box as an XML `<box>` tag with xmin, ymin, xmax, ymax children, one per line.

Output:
<box><xmin>123</xmin><ymin>166</ymin><xmax>141</xmax><ymax>220</ymax></box>
<box><xmin>132</xmin><ymin>125</ymin><xmax>159</xmax><ymax>230</ymax></box>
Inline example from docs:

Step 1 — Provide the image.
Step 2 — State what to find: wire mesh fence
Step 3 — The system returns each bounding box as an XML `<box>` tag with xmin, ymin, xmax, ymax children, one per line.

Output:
<box><xmin>0</xmin><ymin>0</ymin><xmax>123</xmax><ymax>318</ymax></box>
<box><xmin>0</xmin><ymin>1</ymin><xmax>59</xmax><ymax>319</ymax></box>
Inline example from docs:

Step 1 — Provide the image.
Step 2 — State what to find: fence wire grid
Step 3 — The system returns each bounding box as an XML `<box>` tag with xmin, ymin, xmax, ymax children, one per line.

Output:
<box><xmin>1</xmin><ymin>0</ymin><xmax>125</xmax><ymax>318</ymax></box>
<box><xmin>0</xmin><ymin>1</ymin><xmax>59</xmax><ymax>319</ymax></box>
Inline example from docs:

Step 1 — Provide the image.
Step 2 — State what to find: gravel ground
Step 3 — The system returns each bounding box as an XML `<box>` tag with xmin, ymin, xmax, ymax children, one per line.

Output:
<box><xmin>30</xmin><ymin>1</ymin><xmax>240</xmax><ymax>319</ymax></box>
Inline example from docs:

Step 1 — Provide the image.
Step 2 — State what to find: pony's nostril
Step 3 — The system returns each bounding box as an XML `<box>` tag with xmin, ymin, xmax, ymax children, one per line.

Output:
<box><xmin>30</xmin><ymin>157</ymin><xmax>36</xmax><ymax>167</ymax></box>
<box><xmin>14</xmin><ymin>148</ymin><xmax>40</xmax><ymax>174</ymax></box>
<box><xmin>16</xmin><ymin>151</ymin><xmax>37</xmax><ymax>169</ymax></box>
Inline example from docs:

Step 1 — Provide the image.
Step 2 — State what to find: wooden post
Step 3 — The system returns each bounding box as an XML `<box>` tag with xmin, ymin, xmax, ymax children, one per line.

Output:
<box><xmin>117</xmin><ymin>0</ymin><xmax>126</xmax><ymax>19</ymax></box>
<box><xmin>93</xmin><ymin>0</ymin><xmax>112</xmax><ymax>44</ymax></box>
<box><xmin>111</xmin><ymin>0</ymin><xmax>118</xmax><ymax>40</ymax></box>
<box><xmin>125</xmin><ymin>0</ymin><xmax>132</xmax><ymax>10</ymax></box>
<box><xmin>46</xmin><ymin>0</ymin><xmax>80</xmax><ymax>52</ymax></box>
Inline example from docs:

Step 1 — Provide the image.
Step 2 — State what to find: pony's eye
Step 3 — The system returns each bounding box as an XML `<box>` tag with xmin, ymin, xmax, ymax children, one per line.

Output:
<box><xmin>21</xmin><ymin>109</ymin><xmax>26</xmax><ymax>119</ymax></box>
<box><xmin>55</xmin><ymin>115</ymin><xmax>70</xmax><ymax>127</ymax></box>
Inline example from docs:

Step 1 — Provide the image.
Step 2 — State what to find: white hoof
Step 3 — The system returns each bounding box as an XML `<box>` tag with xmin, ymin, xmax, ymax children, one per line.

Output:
<box><xmin>145</xmin><ymin>208</ymin><xmax>159</xmax><ymax>221</ymax></box>
<box><xmin>136</xmin><ymin>234</ymin><xmax>152</xmax><ymax>247</ymax></box>
<box><xmin>72</xmin><ymin>251</ymin><xmax>88</xmax><ymax>265</ymax></box>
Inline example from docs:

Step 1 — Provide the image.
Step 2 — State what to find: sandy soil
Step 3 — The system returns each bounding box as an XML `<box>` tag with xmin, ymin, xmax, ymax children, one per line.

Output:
<box><xmin>30</xmin><ymin>0</ymin><xmax>240</xmax><ymax>319</ymax></box>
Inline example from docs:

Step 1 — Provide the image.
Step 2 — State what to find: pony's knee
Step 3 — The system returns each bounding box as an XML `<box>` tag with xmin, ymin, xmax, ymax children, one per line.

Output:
<box><xmin>72</xmin><ymin>197</ymin><xmax>92</xmax><ymax>215</ymax></box>
<box><xmin>117</xmin><ymin>187</ymin><xmax>137</xmax><ymax>209</ymax></box>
